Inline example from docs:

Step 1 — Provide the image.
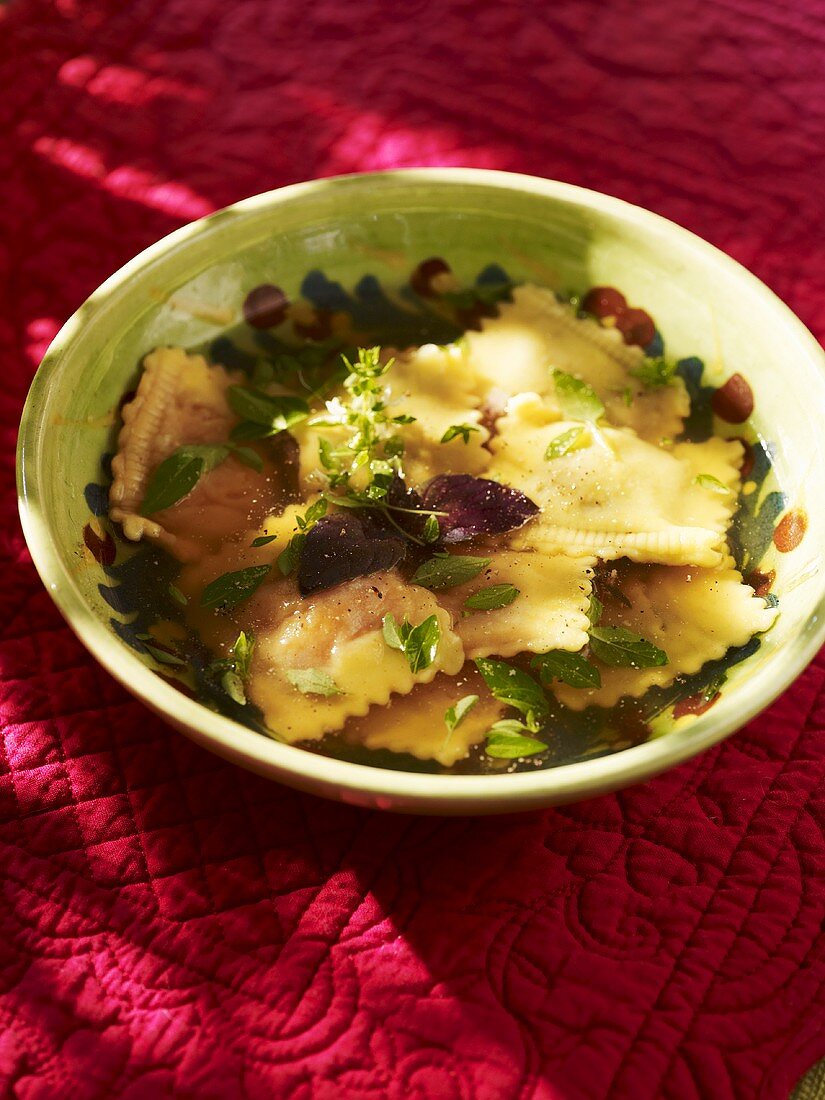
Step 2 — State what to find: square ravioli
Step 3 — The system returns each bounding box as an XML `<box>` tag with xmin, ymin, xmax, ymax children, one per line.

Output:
<box><xmin>491</xmin><ymin>394</ymin><xmax>743</xmax><ymax>567</ymax></box>
<box><xmin>465</xmin><ymin>284</ymin><xmax>689</xmax><ymax>442</ymax></box>
<box><xmin>437</xmin><ymin>550</ymin><xmax>596</xmax><ymax>658</ymax></box>
<box><xmin>554</xmin><ymin>562</ymin><xmax>778</xmax><ymax>711</ymax></box>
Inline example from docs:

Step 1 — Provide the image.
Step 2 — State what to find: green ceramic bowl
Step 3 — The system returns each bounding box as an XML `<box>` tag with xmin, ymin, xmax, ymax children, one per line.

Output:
<box><xmin>17</xmin><ymin>170</ymin><xmax>825</xmax><ymax>813</ymax></box>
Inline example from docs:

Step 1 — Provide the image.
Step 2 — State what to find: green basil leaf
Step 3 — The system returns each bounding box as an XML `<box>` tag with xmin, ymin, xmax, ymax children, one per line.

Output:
<box><xmin>693</xmin><ymin>473</ymin><xmax>731</xmax><ymax>495</ymax></box>
<box><xmin>552</xmin><ymin>370</ymin><xmax>605</xmax><ymax>422</ymax></box>
<box><xmin>485</xmin><ymin>720</ymin><xmax>546</xmax><ymax>759</ymax></box>
<box><xmin>251</xmin><ymin>534</ymin><xmax>277</xmax><ymax>547</ymax></box>
<box><xmin>275</xmin><ymin>498</ymin><xmax>327</xmax><ymax>576</ymax></box>
<box><xmin>587</xmin><ymin>593</ymin><xmax>603</xmax><ymax>625</ymax></box>
<box><xmin>144</xmin><ymin>644</ymin><xmax>186</xmax><ymax>668</ymax></box>
<box><xmin>277</xmin><ymin>533</ymin><xmax>305</xmax><ymax>576</ymax></box>
<box><xmin>382</xmin><ymin>612</ymin><xmax>406</xmax><ymax>652</ymax></box>
<box><xmin>231</xmin><ymin>445</ymin><xmax>264</xmax><ymax>472</ymax></box>
<box><xmin>411</xmin><ymin>553</ymin><xmax>491</xmax><ymax>590</ymax></box>
<box><xmin>444</xmin><ymin>694</ymin><xmax>479</xmax><ymax>734</ymax></box>
<box><xmin>181</xmin><ymin>444</ymin><xmax>232</xmax><ymax>474</ymax></box>
<box><xmin>168</xmin><ymin>582</ymin><xmax>188</xmax><ymax>607</ymax></box>
<box><xmin>141</xmin><ymin>444</ymin><xmax>229</xmax><ymax>515</ymax></box>
<box><xmin>200</xmin><ymin>565</ymin><xmax>271</xmax><ymax>609</ymax></box>
<box><xmin>531</xmin><ymin>650</ymin><xmax>602</xmax><ymax>689</ymax></box>
<box><xmin>232</xmin><ymin>631</ymin><xmax>255</xmax><ymax>680</ymax></box>
<box><xmin>221</xmin><ymin>669</ymin><xmax>246</xmax><ymax>705</ymax></box>
<box><xmin>544</xmin><ymin>425</ymin><xmax>586</xmax><ymax>460</ymax></box>
<box><xmin>286</xmin><ymin>668</ymin><xmax>341</xmax><ymax>696</ymax></box>
<box><xmin>474</xmin><ymin>657</ymin><xmax>548</xmax><ymax>731</ymax></box>
<box><xmin>382</xmin><ymin>613</ymin><xmax>440</xmax><ymax>674</ymax></box>
<box><xmin>318</xmin><ymin>436</ymin><xmax>343</xmax><ymax>472</ymax></box>
<box><xmin>423</xmin><ymin>514</ymin><xmax>441</xmax><ymax>543</ymax></box>
<box><xmin>630</xmin><ymin>356</ymin><xmax>677</xmax><ymax>388</ymax></box>
<box><xmin>303</xmin><ymin>497</ymin><xmax>329</xmax><ymax>526</ymax></box>
<box><xmin>464</xmin><ymin>583</ymin><xmax>520</xmax><ymax>612</ymax></box>
<box><xmin>441</xmin><ymin>423</ymin><xmax>480</xmax><ymax>445</ymax></box>
<box><xmin>403</xmin><ymin>614</ymin><xmax>441</xmax><ymax>673</ymax></box>
<box><xmin>227</xmin><ymin>385</ymin><xmax>309</xmax><ymax>430</ymax></box>
<box><xmin>230</xmin><ymin>420</ymin><xmax>277</xmax><ymax>442</ymax></box>
<box><xmin>588</xmin><ymin>626</ymin><xmax>668</xmax><ymax>668</ymax></box>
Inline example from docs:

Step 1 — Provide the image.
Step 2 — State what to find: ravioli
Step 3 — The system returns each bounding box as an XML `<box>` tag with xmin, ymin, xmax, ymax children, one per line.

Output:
<box><xmin>465</xmin><ymin>284</ymin><xmax>689</xmax><ymax>441</ymax></box>
<box><xmin>556</xmin><ymin>562</ymin><xmax>778</xmax><ymax>710</ymax></box>
<box><xmin>295</xmin><ymin>341</ymin><xmax>491</xmax><ymax>494</ymax></box>
<box><xmin>439</xmin><ymin>550</ymin><xmax>596</xmax><ymax>658</ymax></box>
<box><xmin>108</xmin><ymin>276</ymin><xmax>774</xmax><ymax>770</ymax></box>
<box><xmin>492</xmin><ymin>394</ymin><xmax>742</xmax><ymax>566</ymax></box>
<box><xmin>110</xmin><ymin>347</ymin><xmax>275</xmax><ymax>561</ymax></box>
<box><xmin>347</xmin><ymin>669</ymin><xmax>503</xmax><ymax>766</ymax></box>
<box><xmin>248</xmin><ymin>571</ymin><xmax>464</xmax><ymax>742</ymax></box>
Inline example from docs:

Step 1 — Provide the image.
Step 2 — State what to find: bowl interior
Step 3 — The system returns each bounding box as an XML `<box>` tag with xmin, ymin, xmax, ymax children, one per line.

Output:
<box><xmin>18</xmin><ymin>170</ymin><xmax>825</xmax><ymax>811</ymax></box>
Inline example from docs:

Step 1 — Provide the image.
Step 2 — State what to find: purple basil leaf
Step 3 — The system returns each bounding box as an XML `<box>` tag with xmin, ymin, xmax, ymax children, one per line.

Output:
<box><xmin>421</xmin><ymin>474</ymin><xmax>539</xmax><ymax>544</ymax></box>
<box><xmin>384</xmin><ymin>474</ymin><xmax>428</xmax><ymax>540</ymax></box>
<box><xmin>297</xmin><ymin>513</ymin><xmax>407</xmax><ymax>595</ymax></box>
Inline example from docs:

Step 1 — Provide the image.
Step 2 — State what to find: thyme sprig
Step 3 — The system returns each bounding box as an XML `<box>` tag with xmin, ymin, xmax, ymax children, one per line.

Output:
<box><xmin>311</xmin><ymin>346</ymin><xmax>415</xmax><ymax>502</ymax></box>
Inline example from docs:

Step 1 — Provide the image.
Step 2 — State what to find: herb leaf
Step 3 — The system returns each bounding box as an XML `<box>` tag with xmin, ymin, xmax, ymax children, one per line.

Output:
<box><xmin>232</xmin><ymin>631</ymin><xmax>255</xmax><ymax>680</ymax></box>
<box><xmin>382</xmin><ymin>612</ymin><xmax>405</xmax><ymax>651</ymax></box>
<box><xmin>474</xmin><ymin>657</ymin><xmax>548</xmax><ymax>732</ymax></box>
<box><xmin>552</xmin><ymin>370</ymin><xmax>605</xmax><ymax>422</ymax></box>
<box><xmin>587</xmin><ymin>593</ymin><xmax>604</xmax><ymax>625</ymax></box>
<box><xmin>421</xmin><ymin>475</ymin><xmax>539</xmax><ymax>544</ymax></box>
<box><xmin>144</xmin><ymin>643</ymin><xmax>186</xmax><ymax>668</ymax></box>
<box><xmin>168</xmin><ymin>582</ymin><xmax>188</xmax><ymax>607</ymax></box>
<box><xmin>297</xmin><ymin>511</ymin><xmax>406</xmax><ymax>595</ymax></box>
<box><xmin>588</xmin><ymin>626</ymin><xmax>668</xmax><ymax>668</ymax></box>
<box><xmin>485</xmin><ymin>720</ymin><xmax>546</xmax><ymax>759</ymax></box>
<box><xmin>404</xmin><ymin>616</ymin><xmax>441</xmax><ymax>674</ymax></box>
<box><xmin>221</xmin><ymin>670</ymin><xmax>247</xmax><ymax>705</ymax></box>
<box><xmin>411</xmin><ymin>553</ymin><xmax>491</xmax><ymax>590</ymax></box>
<box><xmin>141</xmin><ymin>444</ymin><xmax>229</xmax><ymax>515</ymax></box>
<box><xmin>464</xmin><ymin>583</ymin><xmax>520</xmax><ymax>612</ymax></box>
<box><xmin>631</xmin><ymin>355</ymin><xmax>678</xmax><ymax>388</ymax></box>
<box><xmin>441</xmin><ymin>423</ymin><xmax>480</xmax><ymax>445</ymax></box>
<box><xmin>544</xmin><ymin>425</ymin><xmax>587</xmax><ymax>460</ymax></box>
<box><xmin>382</xmin><ymin>612</ymin><xmax>441</xmax><ymax>674</ymax></box>
<box><xmin>444</xmin><ymin>694</ymin><xmax>479</xmax><ymax>734</ymax></box>
<box><xmin>252</xmin><ymin>534</ymin><xmax>277</xmax><ymax>547</ymax></box>
<box><xmin>277</xmin><ymin>533</ymin><xmax>305</xmax><ymax>576</ymax></box>
<box><xmin>231</xmin><ymin>445</ymin><xmax>264</xmax><ymax>472</ymax></box>
<box><xmin>286</xmin><ymin>668</ymin><xmax>341</xmax><ymax>696</ymax></box>
<box><xmin>423</xmin><ymin>514</ymin><xmax>441</xmax><ymax>543</ymax></box>
<box><xmin>694</xmin><ymin>473</ymin><xmax>731</xmax><ymax>494</ymax></box>
<box><xmin>200</xmin><ymin>565</ymin><xmax>271</xmax><ymax>610</ymax></box>
<box><xmin>230</xmin><ymin>420</ymin><xmax>276</xmax><ymax>442</ymax></box>
<box><xmin>227</xmin><ymin>386</ymin><xmax>309</xmax><ymax>431</ymax></box>
<box><xmin>312</xmin><ymin>347</ymin><xmax>406</xmax><ymax>499</ymax></box>
<box><xmin>531</xmin><ymin>650</ymin><xmax>602</xmax><ymax>689</ymax></box>
<box><xmin>277</xmin><ymin>498</ymin><xmax>329</xmax><ymax>578</ymax></box>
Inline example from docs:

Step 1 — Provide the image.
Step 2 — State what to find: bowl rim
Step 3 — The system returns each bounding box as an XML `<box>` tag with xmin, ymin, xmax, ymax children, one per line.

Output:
<box><xmin>17</xmin><ymin>167</ymin><xmax>825</xmax><ymax>810</ymax></box>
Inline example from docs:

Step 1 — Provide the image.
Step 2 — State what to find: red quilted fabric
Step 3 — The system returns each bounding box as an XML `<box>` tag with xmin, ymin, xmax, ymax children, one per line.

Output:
<box><xmin>1</xmin><ymin>1</ymin><xmax>824</xmax><ymax>1096</ymax></box>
